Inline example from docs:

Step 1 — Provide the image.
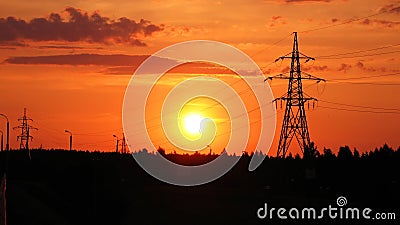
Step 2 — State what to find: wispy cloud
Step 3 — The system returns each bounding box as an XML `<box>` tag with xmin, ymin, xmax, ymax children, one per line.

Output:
<box><xmin>4</xmin><ymin>54</ymin><xmax>235</xmax><ymax>75</ymax></box>
<box><xmin>100</xmin><ymin>62</ymin><xmax>234</xmax><ymax>75</ymax></box>
<box><xmin>3</xmin><ymin>54</ymin><xmax>171</xmax><ymax>66</ymax></box>
<box><xmin>359</xmin><ymin>18</ymin><xmax>400</xmax><ymax>28</ymax></box>
<box><xmin>278</xmin><ymin>65</ymin><xmax>328</xmax><ymax>73</ymax></box>
<box><xmin>272</xmin><ymin>0</ymin><xmax>334</xmax><ymax>4</ymax></box>
<box><xmin>337</xmin><ymin>63</ymin><xmax>352</xmax><ymax>73</ymax></box>
<box><xmin>269</xmin><ymin>16</ymin><xmax>287</xmax><ymax>28</ymax></box>
<box><xmin>302</xmin><ymin>65</ymin><xmax>329</xmax><ymax>72</ymax></box>
<box><xmin>354</xmin><ymin>61</ymin><xmax>392</xmax><ymax>73</ymax></box>
<box><xmin>379</xmin><ymin>2</ymin><xmax>400</xmax><ymax>14</ymax></box>
<box><xmin>0</xmin><ymin>7</ymin><xmax>163</xmax><ymax>46</ymax></box>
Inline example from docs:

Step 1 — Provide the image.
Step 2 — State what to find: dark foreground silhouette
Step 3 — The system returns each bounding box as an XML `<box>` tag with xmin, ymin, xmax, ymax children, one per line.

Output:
<box><xmin>0</xmin><ymin>144</ymin><xmax>399</xmax><ymax>225</ymax></box>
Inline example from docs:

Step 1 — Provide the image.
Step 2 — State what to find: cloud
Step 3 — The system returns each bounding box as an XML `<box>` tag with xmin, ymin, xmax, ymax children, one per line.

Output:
<box><xmin>0</xmin><ymin>47</ymin><xmax>16</xmax><ymax>50</ymax></box>
<box><xmin>379</xmin><ymin>2</ymin><xmax>400</xmax><ymax>14</ymax></box>
<box><xmin>271</xmin><ymin>16</ymin><xmax>283</xmax><ymax>21</ymax></box>
<box><xmin>100</xmin><ymin>62</ymin><xmax>234</xmax><ymax>75</ymax></box>
<box><xmin>0</xmin><ymin>7</ymin><xmax>163</xmax><ymax>46</ymax></box>
<box><xmin>269</xmin><ymin>16</ymin><xmax>286</xmax><ymax>28</ymax></box>
<box><xmin>302</xmin><ymin>65</ymin><xmax>329</xmax><ymax>72</ymax></box>
<box><xmin>4</xmin><ymin>54</ymin><xmax>235</xmax><ymax>75</ymax></box>
<box><xmin>355</xmin><ymin>61</ymin><xmax>364</xmax><ymax>69</ymax></box>
<box><xmin>100</xmin><ymin>66</ymin><xmax>136</xmax><ymax>75</ymax></box>
<box><xmin>359</xmin><ymin>18</ymin><xmax>400</xmax><ymax>28</ymax></box>
<box><xmin>273</xmin><ymin>0</ymin><xmax>334</xmax><ymax>3</ymax></box>
<box><xmin>355</xmin><ymin>61</ymin><xmax>388</xmax><ymax>73</ymax></box>
<box><xmin>37</xmin><ymin>45</ymin><xmax>86</xmax><ymax>50</ymax></box>
<box><xmin>337</xmin><ymin>63</ymin><xmax>352</xmax><ymax>73</ymax></box>
<box><xmin>277</xmin><ymin>65</ymin><xmax>328</xmax><ymax>74</ymax></box>
<box><xmin>3</xmin><ymin>54</ymin><xmax>169</xmax><ymax>66</ymax></box>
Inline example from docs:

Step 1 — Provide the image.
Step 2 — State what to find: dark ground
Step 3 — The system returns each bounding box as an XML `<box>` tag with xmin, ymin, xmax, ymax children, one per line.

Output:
<box><xmin>0</xmin><ymin>147</ymin><xmax>399</xmax><ymax>225</ymax></box>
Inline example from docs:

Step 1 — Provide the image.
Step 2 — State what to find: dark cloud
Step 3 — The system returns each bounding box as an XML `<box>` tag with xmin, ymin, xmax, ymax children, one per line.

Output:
<box><xmin>4</xmin><ymin>54</ymin><xmax>234</xmax><ymax>75</ymax></box>
<box><xmin>355</xmin><ymin>61</ymin><xmax>388</xmax><ymax>73</ymax></box>
<box><xmin>100</xmin><ymin>66</ymin><xmax>135</xmax><ymax>75</ymax></box>
<box><xmin>37</xmin><ymin>45</ymin><xmax>85</xmax><ymax>50</ymax></box>
<box><xmin>276</xmin><ymin>0</ymin><xmax>333</xmax><ymax>3</ymax></box>
<box><xmin>0</xmin><ymin>41</ymin><xmax>28</xmax><ymax>47</ymax></box>
<box><xmin>277</xmin><ymin>65</ymin><xmax>328</xmax><ymax>74</ymax></box>
<box><xmin>100</xmin><ymin>62</ymin><xmax>233</xmax><ymax>75</ymax></box>
<box><xmin>280</xmin><ymin>66</ymin><xmax>290</xmax><ymax>73</ymax></box>
<box><xmin>302</xmin><ymin>65</ymin><xmax>329</xmax><ymax>72</ymax></box>
<box><xmin>0</xmin><ymin>47</ymin><xmax>16</xmax><ymax>50</ymax></box>
<box><xmin>0</xmin><ymin>7</ymin><xmax>163</xmax><ymax>46</ymax></box>
<box><xmin>271</xmin><ymin>16</ymin><xmax>283</xmax><ymax>21</ymax></box>
<box><xmin>379</xmin><ymin>2</ymin><xmax>400</xmax><ymax>14</ymax></box>
<box><xmin>36</xmin><ymin>45</ymin><xmax>104</xmax><ymax>51</ymax></box>
<box><xmin>355</xmin><ymin>61</ymin><xmax>364</xmax><ymax>69</ymax></box>
<box><xmin>269</xmin><ymin>16</ymin><xmax>286</xmax><ymax>28</ymax></box>
<box><xmin>360</xmin><ymin>18</ymin><xmax>400</xmax><ymax>28</ymax></box>
<box><xmin>3</xmin><ymin>54</ymin><xmax>170</xmax><ymax>66</ymax></box>
<box><xmin>338</xmin><ymin>63</ymin><xmax>352</xmax><ymax>73</ymax></box>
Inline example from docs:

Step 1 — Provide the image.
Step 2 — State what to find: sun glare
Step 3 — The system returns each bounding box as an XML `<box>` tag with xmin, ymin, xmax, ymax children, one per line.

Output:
<box><xmin>183</xmin><ymin>114</ymin><xmax>204</xmax><ymax>135</ymax></box>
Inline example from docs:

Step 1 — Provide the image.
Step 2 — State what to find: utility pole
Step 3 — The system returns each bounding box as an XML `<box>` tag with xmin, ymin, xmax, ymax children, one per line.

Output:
<box><xmin>0</xmin><ymin>114</ymin><xmax>9</xmax><ymax>151</ymax></box>
<box><xmin>265</xmin><ymin>32</ymin><xmax>325</xmax><ymax>157</ymax></box>
<box><xmin>0</xmin><ymin>131</ymin><xmax>3</xmax><ymax>151</ymax></box>
<box><xmin>13</xmin><ymin>108</ymin><xmax>38</xmax><ymax>151</ymax></box>
<box><xmin>65</xmin><ymin>130</ymin><xmax>73</xmax><ymax>151</ymax></box>
<box><xmin>113</xmin><ymin>134</ymin><xmax>119</xmax><ymax>153</ymax></box>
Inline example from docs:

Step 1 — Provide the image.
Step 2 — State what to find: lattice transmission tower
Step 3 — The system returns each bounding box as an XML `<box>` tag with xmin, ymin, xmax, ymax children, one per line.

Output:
<box><xmin>265</xmin><ymin>32</ymin><xmax>325</xmax><ymax>157</ymax></box>
<box><xmin>13</xmin><ymin>108</ymin><xmax>38</xmax><ymax>150</ymax></box>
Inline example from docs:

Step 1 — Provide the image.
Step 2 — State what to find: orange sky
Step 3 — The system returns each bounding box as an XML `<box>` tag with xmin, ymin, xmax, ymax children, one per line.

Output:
<box><xmin>0</xmin><ymin>0</ymin><xmax>399</xmax><ymax>155</ymax></box>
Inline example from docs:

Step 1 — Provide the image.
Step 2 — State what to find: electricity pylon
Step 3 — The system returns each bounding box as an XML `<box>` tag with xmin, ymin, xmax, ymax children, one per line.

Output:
<box><xmin>265</xmin><ymin>32</ymin><xmax>325</xmax><ymax>157</ymax></box>
<box><xmin>13</xmin><ymin>108</ymin><xmax>38</xmax><ymax>150</ymax></box>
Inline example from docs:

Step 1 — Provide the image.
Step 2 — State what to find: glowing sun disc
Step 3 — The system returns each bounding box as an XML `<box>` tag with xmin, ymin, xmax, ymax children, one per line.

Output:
<box><xmin>183</xmin><ymin>114</ymin><xmax>203</xmax><ymax>135</ymax></box>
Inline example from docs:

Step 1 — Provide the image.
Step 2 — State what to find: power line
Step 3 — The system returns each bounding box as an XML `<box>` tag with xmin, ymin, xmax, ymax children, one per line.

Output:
<box><xmin>316</xmin><ymin>43</ymin><xmax>400</xmax><ymax>58</ymax></box>
<box><xmin>299</xmin><ymin>11</ymin><xmax>385</xmax><ymax>33</ymax></box>
<box><xmin>319</xmin><ymin>99</ymin><xmax>400</xmax><ymax>112</ymax></box>
<box><xmin>318</xmin><ymin>105</ymin><xmax>400</xmax><ymax>114</ymax></box>
<box><xmin>250</xmin><ymin>33</ymin><xmax>293</xmax><ymax>59</ymax></box>
<box><xmin>329</xmin><ymin>81</ymin><xmax>400</xmax><ymax>86</ymax></box>
<box><xmin>74</xmin><ymin>128</ymin><xmax>123</xmax><ymax>136</ymax></box>
<box><xmin>329</xmin><ymin>72</ymin><xmax>400</xmax><ymax>81</ymax></box>
<box><xmin>317</xmin><ymin>50</ymin><xmax>400</xmax><ymax>60</ymax></box>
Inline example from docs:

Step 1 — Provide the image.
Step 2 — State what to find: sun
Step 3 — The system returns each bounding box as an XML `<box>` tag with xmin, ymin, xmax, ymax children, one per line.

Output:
<box><xmin>183</xmin><ymin>114</ymin><xmax>204</xmax><ymax>135</ymax></box>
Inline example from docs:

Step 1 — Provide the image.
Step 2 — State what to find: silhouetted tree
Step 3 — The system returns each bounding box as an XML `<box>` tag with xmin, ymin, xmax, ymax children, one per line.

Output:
<box><xmin>371</xmin><ymin>144</ymin><xmax>395</xmax><ymax>159</ymax></box>
<box><xmin>157</xmin><ymin>147</ymin><xmax>166</xmax><ymax>156</ymax></box>
<box><xmin>303</xmin><ymin>142</ymin><xmax>320</xmax><ymax>159</ymax></box>
<box><xmin>338</xmin><ymin>146</ymin><xmax>353</xmax><ymax>160</ymax></box>
<box><xmin>353</xmin><ymin>148</ymin><xmax>360</xmax><ymax>158</ymax></box>
<box><xmin>322</xmin><ymin>148</ymin><xmax>335</xmax><ymax>159</ymax></box>
<box><xmin>287</xmin><ymin>152</ymin><xmax>293</xmax><ymax>159</ymax></box>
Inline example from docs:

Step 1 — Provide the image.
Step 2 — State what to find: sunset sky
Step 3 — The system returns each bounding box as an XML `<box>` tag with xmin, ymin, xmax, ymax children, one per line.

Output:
<box><xmin>0</xmin><ymin>0</ymin><xmax>399</xmax><ymax>155</ymax></box>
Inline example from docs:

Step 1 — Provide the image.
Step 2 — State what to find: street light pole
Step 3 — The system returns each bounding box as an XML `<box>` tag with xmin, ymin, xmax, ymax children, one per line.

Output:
<box><xmin>0</xmin><ymin>113</ymin><xmax>10</xmax><ymax>151</ymax></box>
<box><xmin>65</xmin><ymin>130</ymin><xmax>72</xmax><ymax>151</ymax></box>
<box><xmin>0</xmin><ymin>130</ymin><xmax>3</xmax><ymax>151</ymax></box>
<box><xmin>207</xmin><ymin>144</ymin><xmax>212</xmax><ymax>155</ymax></box>
<box><xmin>113</xmin><ymin>134</ymin><xmax>119</xmax><ymax>153</ymax></box>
